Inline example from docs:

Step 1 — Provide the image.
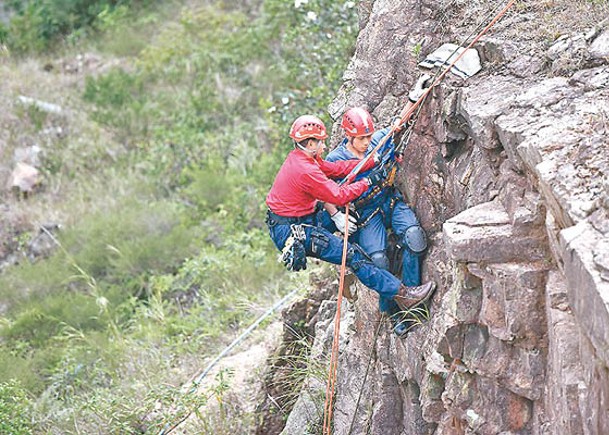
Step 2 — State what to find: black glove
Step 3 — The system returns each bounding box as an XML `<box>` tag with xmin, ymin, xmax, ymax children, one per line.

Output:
<box><xmin>281</xmin><ymin>237</ymin><xmax>307</xmax><ymax>271</ymax></box>
<box><xmin>280</xmin><ymin>225</ymin><xmax>307</xmax><ymax>272</ymax></box>
<box><xmin>365</xmin><ymin>169</ymin><xmax>386</xmax><ymax>186</ymax></box>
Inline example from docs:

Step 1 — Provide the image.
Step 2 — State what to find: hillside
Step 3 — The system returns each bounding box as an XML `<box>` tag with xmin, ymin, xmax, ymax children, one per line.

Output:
<box><xmin>0</xmin><ymin>0</ymin><xmax>357</xmax><ymax>432</ymax></box>
<box><xmin>1</xmin><ymin>0</ymin><xmax>608</xmax><ymax>434</ymax></box>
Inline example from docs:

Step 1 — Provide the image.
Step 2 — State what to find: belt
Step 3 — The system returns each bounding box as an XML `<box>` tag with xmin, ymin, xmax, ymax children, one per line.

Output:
<box><xmin>266</xmin><ymin>209</ymin><xmax>316</xmax><ymax>225</ymax></box>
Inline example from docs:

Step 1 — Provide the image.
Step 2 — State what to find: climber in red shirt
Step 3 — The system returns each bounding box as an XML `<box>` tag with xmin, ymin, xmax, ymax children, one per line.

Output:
<box><xmin>265</xmin><ymin>115</ymin><xmax>374</xmax><ymax>217</ymax></box>
<box><xmin>266</xmin><ymin>115</ymin><xmax>435</xmax><ymax>316</ymax></box>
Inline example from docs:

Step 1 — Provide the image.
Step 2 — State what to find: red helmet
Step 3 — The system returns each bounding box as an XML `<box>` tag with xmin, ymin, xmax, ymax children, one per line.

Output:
<box><xmin>289</xmin><ymin>115</ymin><xmax>328</xmax><ymax>141</ymax></box>
<box><xmin>341</xmin><ymin>107</ymin><xmax>375</xmax><ymax>137</ymax></box>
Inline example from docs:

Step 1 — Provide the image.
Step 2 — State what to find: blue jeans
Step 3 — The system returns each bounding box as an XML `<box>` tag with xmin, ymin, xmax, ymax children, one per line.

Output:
<box><xmin>266</xmin><ymin>212</ymin><xmax>401</xmax><ymax>301</ymax></box>
<box><xmin>348</xmin><ymin>190</ymin><xmax>424</xmax><ymax>313</ymax></box>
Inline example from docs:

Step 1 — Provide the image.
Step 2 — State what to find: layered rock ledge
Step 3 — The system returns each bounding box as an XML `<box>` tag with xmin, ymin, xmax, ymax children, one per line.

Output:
<box><xmin>259</xmin><ymin>2</ymin><xmax>609</xmax><ymax>434</ymax></box>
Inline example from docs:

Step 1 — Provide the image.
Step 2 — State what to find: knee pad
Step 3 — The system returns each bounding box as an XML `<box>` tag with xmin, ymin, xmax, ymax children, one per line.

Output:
<box><xmin>370</xmin><ymin>251</ymin><xmax>389</xmax><ymax>270</ymax></box>
<box><xmin>401</xmin><ymin>225</ymin><xmax>427</xmax><ymax>254</ymax></box>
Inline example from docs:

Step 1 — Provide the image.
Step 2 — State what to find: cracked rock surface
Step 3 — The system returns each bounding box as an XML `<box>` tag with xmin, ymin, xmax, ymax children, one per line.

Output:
<box><xmin>260</xmin><ymin>2</ymin><xmax>609</xmax><ymax>434</ymax></box>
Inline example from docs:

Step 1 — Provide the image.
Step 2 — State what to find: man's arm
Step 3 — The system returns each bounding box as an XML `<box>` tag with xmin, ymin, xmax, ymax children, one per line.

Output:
<box><xmin>323</xmin><ymin>202</ymin><xmax>339</xmax><ymax>216</ymax></box>
<box><xmin>318</xmin><ymin>156</ymin><xmax>375</xmax><ymax>179</ymax></box>
<box><xmin>301</xmin><ymin>167</ymin><xmax>370</xmax><ymax>207</ymax></box>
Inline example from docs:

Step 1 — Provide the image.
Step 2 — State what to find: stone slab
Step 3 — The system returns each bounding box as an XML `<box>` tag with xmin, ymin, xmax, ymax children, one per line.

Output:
<box><xmin>559</xmin><ymin>218</ymin><xmax>609</xmax><ymax>365</ymax></box>
<box><xmin>543</xmin><ymin>271</ymin><xmax>584</xmax><ymax>435</ymax></box>
<box><xmin>443</xmin><ymin>200</ymin><xmax>547</xmax><ymax>263</ymax></box>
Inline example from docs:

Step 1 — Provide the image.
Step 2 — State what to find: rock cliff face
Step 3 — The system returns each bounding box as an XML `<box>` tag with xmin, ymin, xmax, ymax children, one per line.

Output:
<box><xmin>264</xmin><ymin>1</ymin><xmax>609</xmax><ymax>434</ymax></box>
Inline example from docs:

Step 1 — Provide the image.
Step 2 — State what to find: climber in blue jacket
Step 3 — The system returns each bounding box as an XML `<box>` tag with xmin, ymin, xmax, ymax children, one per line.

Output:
<box><xmin>322</xmin><ymin>76</ymin><xmax>432</xmax><ymax>336</ymax></box>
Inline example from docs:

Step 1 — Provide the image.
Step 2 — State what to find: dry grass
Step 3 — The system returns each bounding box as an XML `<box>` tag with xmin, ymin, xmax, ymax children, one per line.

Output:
<box><xmin>437</xmin><ymin>0</ymin><xmax>609</xmax><ymax>50</ymax></box>
<box><xmin>0</xmin><ymin>54</ymin><xmax>132</xmax><ymax>256</ymax></box>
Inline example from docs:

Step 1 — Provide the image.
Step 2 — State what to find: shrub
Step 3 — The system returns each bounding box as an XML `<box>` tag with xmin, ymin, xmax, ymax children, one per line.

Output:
<box><xmin>0</xmin><ymin>198</ymin><xmax>197</xmax><ymax>303</ymax></box>
<box><xmin>58</xmin><ymin>199</ymin><xmax>197</xmax><ymax>285</ymax></box>
<box><xmin>2</xmin><ymin>297</ymin><xmax>98</xmax><ymax>348</ymax></box>
<box><xmin>83</xmin><ymin>70</ymin><xmax>151</xmax><ymax>143</ymax></box>
<box><xmin>3</xmin><ymin>0</ymin><xmax>156</xmax><ymax>52</ymax></box>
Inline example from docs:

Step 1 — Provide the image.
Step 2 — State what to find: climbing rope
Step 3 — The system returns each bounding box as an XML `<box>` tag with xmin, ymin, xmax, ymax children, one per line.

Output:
<box><xmin>322</xmin><ymin>1</ymin><xmax>517</xmax><ymax>432</ymax></box>
<box><xmin>322</xmin><ymin>203</ymin><xmax>352</xmax><ymax>435</ymax></box>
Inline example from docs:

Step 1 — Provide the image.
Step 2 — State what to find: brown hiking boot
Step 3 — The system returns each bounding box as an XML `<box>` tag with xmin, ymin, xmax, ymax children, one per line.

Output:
<box><xmin>393</xmin><ymin>281</ymin><xmax>436</xmax><ymax>311</ymax></box>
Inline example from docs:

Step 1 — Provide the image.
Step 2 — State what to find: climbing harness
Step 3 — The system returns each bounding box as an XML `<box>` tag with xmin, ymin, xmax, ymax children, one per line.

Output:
<box><xmin>352</xmin><ymin>167</ymin><xmax>397</xmax><ymax>210</ymax></box>
<box><xmin>279</xmin><ymin>224</ymin><xmax>307</xmax><ymax>271</ymax></box>
<box><xmin>322</xmin><ymin>1</ymin><xmax>517</xmax><ymax>433</ymax></box>
<box><xmin>358</xmin><ymin>206</ymin><xmax>382</xmax><ymax>229</ymax></box>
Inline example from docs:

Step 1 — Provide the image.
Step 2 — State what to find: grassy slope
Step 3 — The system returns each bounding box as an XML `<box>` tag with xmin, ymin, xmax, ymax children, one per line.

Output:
<box><xmin>0</xmin><ymin>0</ymin><xmax>358</xmax><ymax>432</ymax></box>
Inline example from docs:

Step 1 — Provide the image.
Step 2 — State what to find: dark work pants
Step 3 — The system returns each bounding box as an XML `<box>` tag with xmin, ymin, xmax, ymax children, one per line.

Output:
<box><xmin>266</xmin><ymin>213</ymin><xmax>401</xmax><ymax>300</ymax></box>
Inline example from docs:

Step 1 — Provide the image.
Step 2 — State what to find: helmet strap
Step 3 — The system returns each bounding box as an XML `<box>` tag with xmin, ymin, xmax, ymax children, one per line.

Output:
<box><xmin>294</xmin><ymin>139</ymin><xmax>317</xmax><ymax>157</ymax></box>
<box><xmin>345</xmin><ymin>137</ymin><xmax>356</xmax><ymax>153</ymax></box>
<box><xmin>294</xmin><ymin>139</ymin><xmax>309</xmax><ymax>152</ymax></box>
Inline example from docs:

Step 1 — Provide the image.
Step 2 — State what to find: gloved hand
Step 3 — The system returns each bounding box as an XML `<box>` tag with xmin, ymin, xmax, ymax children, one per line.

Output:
<box><xmin>391</xmin><ymin>115</ymin><xmax>403</xmax><ymax>132</ymax></box>
<box><xmin>365</xmin><ymin>169</ymin><xmax>386</xmax><ymax>187</ymax></box>
<box><xmin>280</xmin><ymin>236</ymin><xmax>307</xmax><ymax>271</ymax></box>
<box><xmin>408</xmin><ymin>73</ymin><xmax>432</xmax><ymax>103</ymax></box>
<box><xmin>331</xmin><ymin>211</ymin><xmax>358</xmax><ymax>236</ymax></box>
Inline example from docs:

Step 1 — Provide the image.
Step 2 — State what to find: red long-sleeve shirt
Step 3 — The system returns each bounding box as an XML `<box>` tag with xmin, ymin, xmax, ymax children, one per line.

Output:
<box><xmin>266</xmin><ymin>149</ymin><xmax>374</xmax><ymax>217</ymax></box>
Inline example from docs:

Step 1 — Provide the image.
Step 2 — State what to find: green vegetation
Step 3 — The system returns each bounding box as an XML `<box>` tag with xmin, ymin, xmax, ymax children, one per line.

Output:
<box><xmin>0</xmin><ymin>0</ymin><xmax>156</xmax><ymax>52</ymax></box>
<box><xmin>0</xmin><ymin>380</ymin><xmax>33</xmax><ymax>434</ymax></box>
<box><xmin>0</xmin><ymin>0</ymin><xmax>358</xmax><ymax>432</ymax></box>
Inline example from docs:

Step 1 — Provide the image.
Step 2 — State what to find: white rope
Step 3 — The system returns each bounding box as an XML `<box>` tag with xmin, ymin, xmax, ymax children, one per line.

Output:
<box><xmin>159</xmin><ymin>286</ymin><xmax>301</xmax><ymax>434</ymax></box>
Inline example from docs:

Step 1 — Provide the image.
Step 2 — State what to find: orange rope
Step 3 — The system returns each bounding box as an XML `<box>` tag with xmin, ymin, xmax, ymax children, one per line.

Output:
<box><xmin>397</xmin><ymin>0</ymin><xmax>517</xmax><ymax>126</ymax></box>
<box><xmin>322</xmin><ymin>203</ymin><xmax>351</xmax><ymax>435</ymax></box>
<box><xmin>341</xmin><ymin>0</ymin><xmax>517</xmax><ymax>187</ymax></box>
<box><xmin>320</xmin><ymin>1</ymin><xmax>516</xmax><ymax>432</ymax></box>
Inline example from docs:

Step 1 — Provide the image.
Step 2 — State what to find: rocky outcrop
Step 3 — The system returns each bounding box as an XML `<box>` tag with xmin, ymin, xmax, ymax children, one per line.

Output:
<box><xmin>270</xmin><ymin>1</ymin><xmax>609</xmax><ymax>434</ymax></box>
<box><xmin>255</xmin><ymin>278</ymin><xmax>338</xmax><ymax>435</ymax></box>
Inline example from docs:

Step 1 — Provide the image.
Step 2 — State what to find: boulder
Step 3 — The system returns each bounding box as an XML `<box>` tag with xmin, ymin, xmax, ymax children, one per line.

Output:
<box><xmin>8</xmin><ymin>162</ymin><xmax>40</xmax><ymax>193</ymax></box>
